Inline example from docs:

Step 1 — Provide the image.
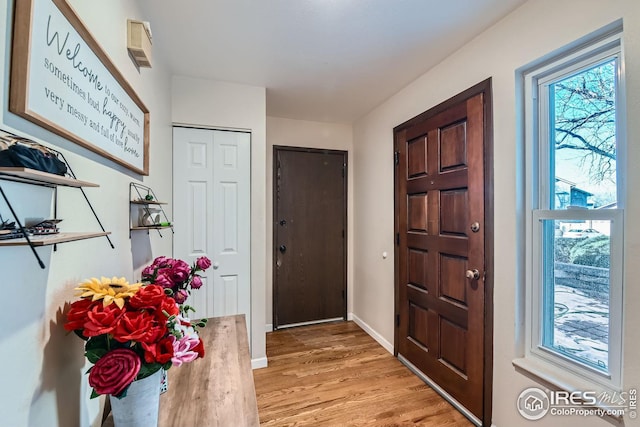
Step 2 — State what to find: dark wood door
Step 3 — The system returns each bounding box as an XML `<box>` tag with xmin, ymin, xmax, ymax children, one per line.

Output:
<box><xmin>394</xmin><ymin>82</ymin><xmax>492</xmax><ymax>422</ymax></box>
<box><xmin>274</xmin><ymin>147</ymin><xmax>347</xmax><ymax>328</ymax></box>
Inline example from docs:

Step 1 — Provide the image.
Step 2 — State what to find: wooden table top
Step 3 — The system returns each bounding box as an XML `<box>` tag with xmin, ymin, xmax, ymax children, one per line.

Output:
<box><xmin>159</xmin><ymin>314</ymin><xmax>259</xmax><ymax>427</ymax></box>
<box><xmin>104</xmin><ymin>314</ymin><xmax>259</xmax><ymax>427</ymax></box>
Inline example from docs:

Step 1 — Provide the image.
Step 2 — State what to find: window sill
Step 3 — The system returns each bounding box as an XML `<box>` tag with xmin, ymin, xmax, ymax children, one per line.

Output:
<box><xmin>512</xmin><ymin>357</ymin><xmax>627</xmax><ymax>421</ymax></box>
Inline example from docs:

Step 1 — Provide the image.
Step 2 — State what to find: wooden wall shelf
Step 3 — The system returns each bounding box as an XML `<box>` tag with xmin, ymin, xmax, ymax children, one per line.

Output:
<box><xmin>130</xmin><ymin>200</ymin><xmax>167</xmax><ymax>205</ymax></box>
<box><xmin>129</xmin><ymin>182</ymin><xmax>173</xmax><ymax>237</ymax></box>
<box><xmin>0</xmin><ymin>167</ymin><xmax>99</xmax><ymax>187</ymax></box>
<box><xmin>0</xmin><ymin>163</ymin><xmax>112</xmax><ymax>268</ymax></box>
<box><xmin>0</xmin><ymin>231</ymin><xmax>111</xmax><ymax>247</ymax></box>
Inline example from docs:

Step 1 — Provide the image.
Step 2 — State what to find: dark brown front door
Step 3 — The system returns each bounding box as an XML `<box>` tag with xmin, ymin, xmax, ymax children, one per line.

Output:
<box><xmin>274</xmin><ymin>147</ymin><xmax>347</xmax><ymax>329</ymax></box>
<box><xmin>394</xmin><ymin>81</ymin><xmax>492</xmax><ymax>423</ymax></box>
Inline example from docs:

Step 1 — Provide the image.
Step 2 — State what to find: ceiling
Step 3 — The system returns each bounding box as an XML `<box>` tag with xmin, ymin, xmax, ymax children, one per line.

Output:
<box><xmin>137</xmin><ymin>0</ymin><xmax>527</xmax><ymax>123</ymax></box>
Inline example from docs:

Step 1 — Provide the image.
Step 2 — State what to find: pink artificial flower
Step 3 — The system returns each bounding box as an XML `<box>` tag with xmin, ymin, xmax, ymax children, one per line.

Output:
<box><xmin>196</xmin><ymin>257</ymin><xmax>212</xmax><ymax>270</ymax></box>
<box><xmin>141</xmin><ymin>265</ymin><xmax>155</xmax><ymax>277</ymax></box>
<box><xmin>153</xmin><ymin>256</ymin><xmax>169</xmax><ymax>267</ymax></box>
<box><xmin>154</xmin><ymin>273</ymin><xmax>174</xmax><ymax>288</ymax></box>
<box><xmin>171</xmin><ymin>260</ymin><xmax>191</xmax><ymax>283</ymax></box>
<box><xmin>170</xmin><ymin>334</ymin><xmax>200</xmax><ymax>367</ymax></box>
<box><xmin>190</xmin><ymin>275</ymin><xmax>203</xmax><ymax>289</ymax></box>
<box><xmin>173</xmin><ymin>289</ymin><xmax>189</xmax><ymax>304</ymax></box>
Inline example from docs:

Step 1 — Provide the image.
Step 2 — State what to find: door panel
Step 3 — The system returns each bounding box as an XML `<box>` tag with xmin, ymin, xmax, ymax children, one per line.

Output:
<box><xmin>395</xmin><ymin>90</ymin><xmax>488</xmax><ymax>421</ymax></box>
<box><xmin>173</xmin><ymin>127</ymin><xmax>251</xmax><ymax>335</ymax></box>
<box><xmin>274</xmin><ymin>147</ymin><xmax>347</xmax><ymax>328</ymax></box>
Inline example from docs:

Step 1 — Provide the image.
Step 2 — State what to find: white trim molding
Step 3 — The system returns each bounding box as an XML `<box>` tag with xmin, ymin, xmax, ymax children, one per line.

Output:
<box><xmin>349</xmin><ymin>312</ymin><xmax>393</xmax><ymax>354</ymax></box>
<box><xmin>399</xmin><ymin>355</ymin><xmax>482</xmax><ymax>426</ymax></box>
<box><xmin>251</xmin><ymin>357</ymin><xmax>268</xmax><ymax>370</ymax></box>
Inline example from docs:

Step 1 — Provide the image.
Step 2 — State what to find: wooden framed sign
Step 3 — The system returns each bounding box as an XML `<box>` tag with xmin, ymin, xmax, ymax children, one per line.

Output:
<box><xmin>10</xmin><ymin>0</ymin><xmax>150</xmax><ymax>175</ymax></box>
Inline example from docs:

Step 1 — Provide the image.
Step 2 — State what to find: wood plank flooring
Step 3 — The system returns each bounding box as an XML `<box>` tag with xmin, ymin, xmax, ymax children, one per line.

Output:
<box><xmin>253</xmin><ymin>321</ymin><xmax>474</xmax><ymax>426</ymax></box>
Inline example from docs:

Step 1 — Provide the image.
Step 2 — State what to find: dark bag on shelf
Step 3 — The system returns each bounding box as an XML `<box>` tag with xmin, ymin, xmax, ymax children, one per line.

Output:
<box><xmin>0</xmin><ymin>136</ymin><xmax>67</xmax><ymax>176</ymax></box>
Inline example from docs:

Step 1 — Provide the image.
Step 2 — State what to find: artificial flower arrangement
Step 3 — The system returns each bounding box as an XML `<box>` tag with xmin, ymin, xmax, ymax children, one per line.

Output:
<box><xmin>64</xmin><ymin>256</ymin><xmax>212</xmax><ymax>398</ymax></box>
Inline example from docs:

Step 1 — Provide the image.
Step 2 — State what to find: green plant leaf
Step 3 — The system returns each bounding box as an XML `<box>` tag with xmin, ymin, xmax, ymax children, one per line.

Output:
<box><xmin>120</xmin><ymin>387</ymin><xmax>129</xmax><ymax>399</ymax></box>
<box><xmin>73</xmin><ymin>329</ymin><xmax>89</xmax><ymax>341</ymax></box>
<box><xmin>85</xmin><ymin>348</ymin><xmax>107</xmax><ymax>364</ymax></box>
<box><xmin>137</xmin><ymin>362</ymin><xmax>162</xmax><ymax>380</ymax></box>
<box><xmin>90</xmin><ymin>389</ymin><xmax>100</xmax><ymax>399</ymax></box>
<box><xmin>112</xmin><ymin>386</ymin><xmax>129</xmax><ymax>399</ymax></box>
<box><xmin>85</xmin><ymin>334</ymin><xmax>110</xmax><ymax>351</ymax></box>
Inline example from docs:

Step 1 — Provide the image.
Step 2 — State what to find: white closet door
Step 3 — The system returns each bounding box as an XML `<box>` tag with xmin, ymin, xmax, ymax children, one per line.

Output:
<box><xmin>172</xmin><ymin>127</ymin><xmax>251</xmax><ymax>337</ymax></box>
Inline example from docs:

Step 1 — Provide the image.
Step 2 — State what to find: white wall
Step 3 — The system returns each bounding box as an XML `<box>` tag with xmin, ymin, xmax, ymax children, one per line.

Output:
<box><xmin>0</xmin><ymin>1</ymin><xmax>174</xmax><ymax>426</ymax></box>
<box><xmin>265</xmin><ymin>116</ymin><xmax>354</xmax><ymax>330</ymax></box>
<box><xmin>171</xmin><ymin>76</ymin><xmax>267</xmax><ymax>367</ymax></box>
<box><xmin>2</xmin><ymin>0</ymin><xmax>638</xmax><ymax>426</ymax></box>
<box><xmin>352</xmin><ymin>0</ymin><xmax>640</xmax><ymax>426</ymax></box>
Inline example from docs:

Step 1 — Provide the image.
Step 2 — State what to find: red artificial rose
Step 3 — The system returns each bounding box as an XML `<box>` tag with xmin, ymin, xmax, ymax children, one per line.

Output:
<box><xmin>112</xmin><ymin>310</ymin><xmax>155</xmax><ymax>343</ymax></box>
<box><xmin>129</xmin><ymin>285</ymin><xmax>166</xmax><ymax>309</ymax></box>
<box><xmin>83</xmin><ymin>303</ymin><xmax>123</xmax><ymax>337</ymax></box>
<box><xmin>192</xmin><ymin>338</ymin><xmax>205</xmax><ymax>359</ymax></box>
<box><xmin>89</xmin><ymin>348</ymin><xmax>141</xmax><ymax>397</ymax></box>
<box><xmin>157</xmin><ymin>296</ymin><xmax>179</xmax><ymax>320</ymax></box>
<box><xmin>64</xmin><ymin>299</ymin><xmax>95</xmax><ymax>331</ymax></box>
<box><xmin>140</xmin><ymin>322</ymin><xmax>167</xmax><ymax>345</ymax></box>
<box><xmin>142</xmin><ymin>337</ymin><xmax>174</xmax><ymax>364</ymax></box>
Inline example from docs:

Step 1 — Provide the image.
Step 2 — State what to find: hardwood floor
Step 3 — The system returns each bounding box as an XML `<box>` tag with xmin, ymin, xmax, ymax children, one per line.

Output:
<box><xmin>253</xmin><ymin>321</ymin><xmax>474</xmax><ymax>426</ymax></box>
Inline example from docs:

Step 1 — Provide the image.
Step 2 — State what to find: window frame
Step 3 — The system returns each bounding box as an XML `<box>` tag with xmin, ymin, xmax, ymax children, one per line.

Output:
<box><xmin>520</xmin><ymin>29</ymin><xmax>625</xmax><ymax>393</ymax></box>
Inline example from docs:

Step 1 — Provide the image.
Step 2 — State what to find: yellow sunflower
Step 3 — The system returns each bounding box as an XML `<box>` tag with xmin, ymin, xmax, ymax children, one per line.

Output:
<box><xmin>75</xmin><ymin>277</ymin><xmax>142</xmax><ymax>309</ymax></box>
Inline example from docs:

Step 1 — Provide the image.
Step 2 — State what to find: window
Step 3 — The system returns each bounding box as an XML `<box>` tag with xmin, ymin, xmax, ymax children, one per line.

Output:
<box><xmin>520</xmin><ymin>28</ymin><xmax>625</xmax><ymax>391</ymax></box>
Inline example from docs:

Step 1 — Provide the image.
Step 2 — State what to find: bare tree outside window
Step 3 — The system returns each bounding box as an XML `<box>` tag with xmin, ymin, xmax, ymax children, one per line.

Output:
<box><xmin>552</xmin><ymin>59</ymin><xmax>617</xmax><ymax>207</ymax></box>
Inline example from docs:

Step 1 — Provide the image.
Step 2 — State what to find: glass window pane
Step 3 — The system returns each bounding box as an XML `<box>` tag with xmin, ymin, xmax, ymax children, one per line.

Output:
<box><xmin>541</xmin><ymin>219</ymin><xmax>611</xmax><ymax>373</ymax></box>
<box><xmin>550</xmin><ymin>59</ymin><xmax>617</xmax><ymax>210</ymax></box>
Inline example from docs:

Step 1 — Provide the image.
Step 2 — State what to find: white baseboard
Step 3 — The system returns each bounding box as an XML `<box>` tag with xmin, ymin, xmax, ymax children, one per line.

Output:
<box><xmin>251</xmin><ymin>356</ymin><xmax>268</xmax><ymax>369</ymax></box>
<box><xmin>398</xmin><ymin>354</ymin><xmax>482</xmax><ymax>427</ymax></box>
<box><xmin>265</xmin><ymin>323</ymin><xmax>273</xmax><ymax>333</ymax></box>
<box><xmin>349</xmin><ymin>312</ymin><xmax>394</xmax><ymax>354</ymax></box>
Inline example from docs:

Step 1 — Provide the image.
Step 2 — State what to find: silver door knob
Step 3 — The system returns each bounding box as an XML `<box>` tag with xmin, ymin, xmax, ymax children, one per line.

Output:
<box><xmin>212</xmin><ymin>262</ymin><xmax>220</xmax><ymax>270</ymax></box>
<box><xmin>465</xmin><ymin>269</ymin><xmax>480</xmax><ymax>280</ymax></box>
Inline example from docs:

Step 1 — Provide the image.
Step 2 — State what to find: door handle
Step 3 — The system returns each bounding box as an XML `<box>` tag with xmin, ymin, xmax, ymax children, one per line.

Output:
<box><xmin>465</xmin><ymin>269</ymin><xmax>480</xmax><ymax>280</ymax></box>
<box><xmin>212</xmin><ymin>261</ymin><xmax>220</xmax><ymax>270</ymax></box>
<box><xmin>279</xmin><ymin>245</ymin><xmax>287</xmax><ymax>254</ymax></box>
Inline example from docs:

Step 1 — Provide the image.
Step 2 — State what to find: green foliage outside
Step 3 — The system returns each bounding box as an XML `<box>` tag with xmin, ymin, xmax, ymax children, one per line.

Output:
<box><xmin>570</xmin><ymin>235</ymin><xmax>610</xmax><ymax>268</ymax></box>
<box><xmin>555</xmin><ymin>236</ymin><xmax>610</xmax><ymax>268</ymax></box>
<box><xmin>554</xmin><ymin>238</ymin><xmax>575</xmax><ymax>263</ymax></box>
